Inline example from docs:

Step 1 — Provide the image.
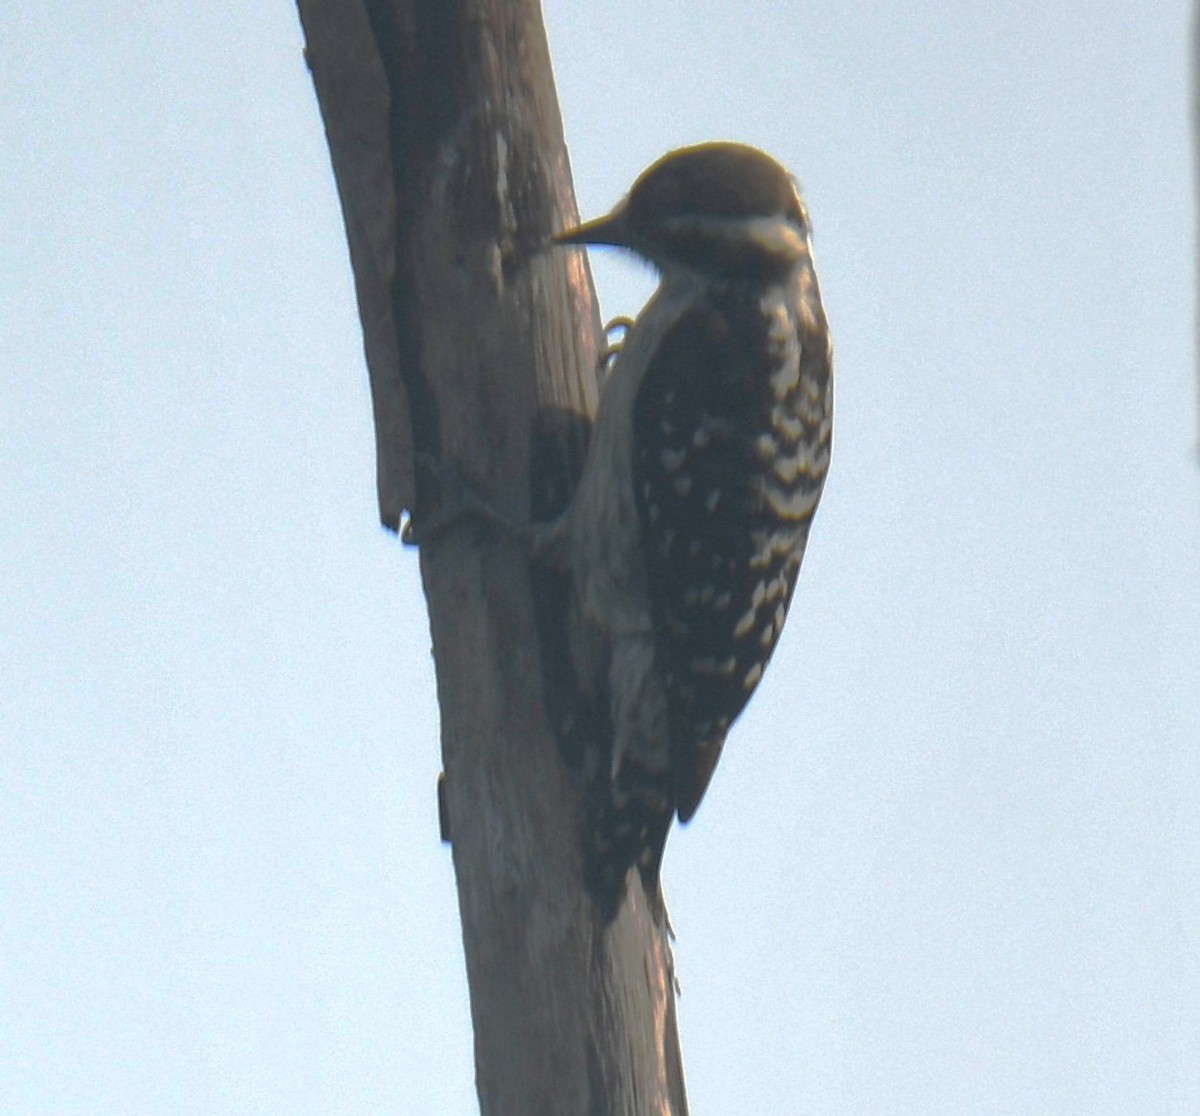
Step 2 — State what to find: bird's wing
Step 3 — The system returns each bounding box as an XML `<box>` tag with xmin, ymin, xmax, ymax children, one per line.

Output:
<box><xmin>631</xmin><ymin>292</ymin><xmax>814</xmax><ymax>824</ymax></box>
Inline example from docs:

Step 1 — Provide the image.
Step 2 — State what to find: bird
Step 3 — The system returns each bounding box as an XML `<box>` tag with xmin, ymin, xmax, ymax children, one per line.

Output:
<box><xmin>535</xmin><ymin>141</ymin><xmax>834</xmax><ymax>919</ymax></box>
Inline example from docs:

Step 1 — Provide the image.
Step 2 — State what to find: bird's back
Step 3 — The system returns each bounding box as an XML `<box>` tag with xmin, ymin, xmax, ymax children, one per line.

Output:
<box><xmin>632</xmin><ymin>269</ymin><xmax>832</xmax><ymax>826</ymax></box>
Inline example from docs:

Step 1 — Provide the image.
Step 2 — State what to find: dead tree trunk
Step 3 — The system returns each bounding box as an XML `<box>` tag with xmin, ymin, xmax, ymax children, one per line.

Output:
<box><xmin>297</xmin><ymin>2</ymin><xmax>689</xmax><ymax>1112</ymax></box>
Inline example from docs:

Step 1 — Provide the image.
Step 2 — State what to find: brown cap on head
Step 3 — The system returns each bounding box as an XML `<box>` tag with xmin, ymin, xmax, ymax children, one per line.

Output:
<box><xmin>556</xmin><ymin>143</ymin><xmax>803</xmax><ymax>245</ymax></box>
<box><xmin>624</xmin><ymin>142</ymin><xmax>802</xmax><ymax>228</ymax></box>
<box><xmin>554</xmin><ymin>142</ymin><xmax>809</xmax><ymax>275</ymax></box>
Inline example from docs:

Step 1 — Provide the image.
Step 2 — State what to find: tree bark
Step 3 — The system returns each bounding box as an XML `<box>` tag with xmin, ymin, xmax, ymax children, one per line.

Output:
<box><xmin>297</xmin><ymin>2</ymin><xmax>689</xmax><ymax>1113</ymax></box>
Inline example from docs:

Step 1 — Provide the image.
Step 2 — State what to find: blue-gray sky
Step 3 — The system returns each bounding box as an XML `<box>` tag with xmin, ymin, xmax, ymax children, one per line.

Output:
<box><xmin>2</xmin><ymin>2</ymin><xmax>1196</xmax><ymax>1112</ymax></box>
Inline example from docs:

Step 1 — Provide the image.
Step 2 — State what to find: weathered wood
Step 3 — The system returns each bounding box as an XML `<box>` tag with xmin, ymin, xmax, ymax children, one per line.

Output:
<box><xmin>299</xmin><ymin>0</ymin><xmax>412</xmax><ymax>528</ymax></box>
<box><xmin>297</xmin><ymin>2</ymin><xmax>689</xmax><ymax>1112</ymax></box>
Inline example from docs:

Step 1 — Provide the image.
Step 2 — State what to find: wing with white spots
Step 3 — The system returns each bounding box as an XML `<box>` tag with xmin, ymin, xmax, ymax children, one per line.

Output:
<box><xmin>631</xmin><ymin>281</ymin><xmax>830</xmax><ymax>823</ymax></box>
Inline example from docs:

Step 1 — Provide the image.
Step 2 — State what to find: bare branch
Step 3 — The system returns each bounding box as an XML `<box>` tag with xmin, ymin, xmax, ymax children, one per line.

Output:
<box><xmin>298</xmin><ymin>1</ymin><xmax>689</xmax><ymax>1111</ymax></box>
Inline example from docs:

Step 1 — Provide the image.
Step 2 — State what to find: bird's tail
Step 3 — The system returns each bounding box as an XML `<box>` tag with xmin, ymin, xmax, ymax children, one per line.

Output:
<box><xmin>583</xmin><ymin>773</ymin><xmax>673</xmax><ymax>926</ymax></box>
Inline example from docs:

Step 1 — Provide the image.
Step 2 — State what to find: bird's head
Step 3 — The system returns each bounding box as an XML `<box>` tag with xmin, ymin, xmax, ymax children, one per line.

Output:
<box><xmin>555</xmin><ymin>142</ymin><xmax>811</xmax><ymax>279</ymax></box>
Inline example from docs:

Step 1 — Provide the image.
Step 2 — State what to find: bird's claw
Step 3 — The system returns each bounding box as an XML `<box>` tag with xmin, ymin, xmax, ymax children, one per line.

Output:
<box><xmin>597</xmin><ymin>316</ymin><xmax>636</xmax><ymax>378</ymax></box>
<box><xmin>402</xmin><ymin>451</ymin><xmax>524</xmax><ymax>549</ymax></box>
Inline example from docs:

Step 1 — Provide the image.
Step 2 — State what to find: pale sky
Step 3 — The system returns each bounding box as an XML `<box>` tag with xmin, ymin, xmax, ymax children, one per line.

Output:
<box><xmin>3</xmin><ymin>3</ymin><xmax>1197</xmax><ymax>1112</ymax></box>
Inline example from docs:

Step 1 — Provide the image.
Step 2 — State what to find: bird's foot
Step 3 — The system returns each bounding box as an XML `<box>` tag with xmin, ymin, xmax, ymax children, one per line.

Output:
<box><xmin>401</xmin><ymin>452</ymin><xmax>524</xmax><ymax>549</ymax></box>
<box><xmin>597</xmin><ymin>316</ymin><xmax>636</xmax><ymax>379</ymax></box>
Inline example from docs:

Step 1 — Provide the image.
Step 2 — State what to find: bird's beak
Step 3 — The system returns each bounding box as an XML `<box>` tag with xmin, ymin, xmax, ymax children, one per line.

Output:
<box><xmin>553</xmin><ymin>206</ymin><xmax>631</xmax><ymax>248</ymax></box>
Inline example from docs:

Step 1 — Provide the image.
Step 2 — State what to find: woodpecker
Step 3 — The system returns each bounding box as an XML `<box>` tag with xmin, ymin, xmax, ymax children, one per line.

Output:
<box><xmin>539</xmin><ymin>142</ymin><xmax>834</xmax><ymax>918</ymax></box>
